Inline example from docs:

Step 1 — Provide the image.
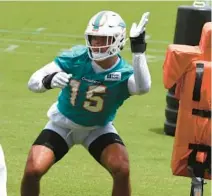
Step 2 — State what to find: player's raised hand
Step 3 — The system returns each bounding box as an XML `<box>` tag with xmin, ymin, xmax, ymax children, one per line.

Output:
<box><xmin>130</xmin><ymin>12</ymin><xmax>150</xmax><ymax>37</ymax></box>
<box><xmin>51</xmin><ymin>72</ymin><xmax>72</xmax><ymax>89</ymax></box>
<box><xmin>130</xmin><ymin>12</ymin><xmax>150</xmax><ymax>53</ymax></box>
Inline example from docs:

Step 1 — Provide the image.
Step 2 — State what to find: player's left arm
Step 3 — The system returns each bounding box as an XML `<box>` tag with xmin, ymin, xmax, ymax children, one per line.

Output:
<box><xmin>128</xmin><ymin>12</ymin><xmax>151</xmax><ymax>95</ymax></box>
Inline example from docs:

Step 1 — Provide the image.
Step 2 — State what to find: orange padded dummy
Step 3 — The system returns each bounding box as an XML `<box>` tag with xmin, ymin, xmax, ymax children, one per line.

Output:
<box><xmin>163</xmin><ymin>22</ymin><xmax>211</xmax><ymax>179</ymax></box>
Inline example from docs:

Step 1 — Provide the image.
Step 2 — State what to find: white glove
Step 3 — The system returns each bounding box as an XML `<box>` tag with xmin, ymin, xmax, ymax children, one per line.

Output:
<box><xmin>51</xmin><ymin>72</ymin><xmax>72</xmax><ymax>89</ymax></box>
<box><xmin>130</xmin><ymin>12</ymin><xmax>150</xmax><ymax>38</ymax></box>
<box><xmin>129</xmin><ymin>12</ymin><xmax>150</xmax><ymax>53</ymax></box>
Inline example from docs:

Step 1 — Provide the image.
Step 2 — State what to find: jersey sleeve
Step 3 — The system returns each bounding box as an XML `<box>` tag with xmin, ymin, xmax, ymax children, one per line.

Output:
<box><xmin>54</xmin><ymin>45</ymin><xmax>88</xmax><ymax>73</ymax></box>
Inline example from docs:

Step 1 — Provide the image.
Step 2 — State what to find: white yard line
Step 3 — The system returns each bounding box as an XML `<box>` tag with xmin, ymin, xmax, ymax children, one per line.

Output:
<box><xmin>124</xmin><ymin>47</ymin><xmax>165</xmax><ymax>53</ymax></box>
<box><xmin>0</xmin><ymin>29</ymin><xmax>84</xmax><ymax>38</ymax></box>
<box><xmin>35</xmin><ymin>28</ymin><xmax>47</xmax><ymax>33</ymax></box>
<box><xmin>0</xmin><ymin>38</ymin><xmax>72</xmax><ymax>46</ymax></box>
<box><xmin>4</xmin><ymin>45</ymin><xmax>19</xmax><ymax>52</ymax></box>
<box><xmin>0</xmin><ymin>28</ymin><xmax>170</xmax><ymax>44</ymax></box>
<box><xmin>0</xmin><ymin>50</ymin><xmax>164</xmax><ymax>62</ymax></box>
<box><xmin>0</xmin><ymin>38</ymin><xmax>165</xmax><ymax>54</ymax></box>
<box><xmin>0</xmin><ymin>50</ymin><xmax>53</xmax><ymax>57</ymax></box>
<box><xmin>0</xmin><ymin>28</ymin><xmax>166</xmax><ymax>62</ymax></box>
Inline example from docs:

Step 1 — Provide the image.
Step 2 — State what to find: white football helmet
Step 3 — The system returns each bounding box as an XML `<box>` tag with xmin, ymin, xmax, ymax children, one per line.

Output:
<box><xmin>85</xmin><ymin>11</ymin><xmax>127</xmax><ymax>61</ymax></box>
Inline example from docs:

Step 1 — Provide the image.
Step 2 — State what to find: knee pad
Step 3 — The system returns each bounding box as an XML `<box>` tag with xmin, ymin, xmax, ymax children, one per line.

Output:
<box><xmin>88</xmin><ymin>133</ymin><xmax>124</xmax><ymax>163</ymax></box>
<box><xmin>33</xmin><ymin>129</ymin><xmax>69</xmax><ymax>162</ymax></box>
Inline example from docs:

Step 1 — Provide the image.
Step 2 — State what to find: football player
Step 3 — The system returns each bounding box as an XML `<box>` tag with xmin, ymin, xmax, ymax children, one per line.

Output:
<box><xmin>21</xmin><ymin>11</ymin><xmax>151</xmax><ymax>196</ymax></box>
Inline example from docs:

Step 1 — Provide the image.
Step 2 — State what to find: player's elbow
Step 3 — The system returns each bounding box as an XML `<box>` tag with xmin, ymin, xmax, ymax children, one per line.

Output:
<box><xmin>27</xmin><ymin>75</ymin><xmax>46</xmax><ymax>93</ymax></box>
<box><xmin>136</xmin><ymin>82</ymin><xmax>151</xmax><ymax>95</ymax></box>
<box><xmin>27</xmin><ymin>79</ymin><xmax>39</xmax><ymax>93</ymax></box>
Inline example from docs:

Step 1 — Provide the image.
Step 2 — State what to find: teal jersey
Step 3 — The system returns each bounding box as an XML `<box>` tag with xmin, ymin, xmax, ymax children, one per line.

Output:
<box><xmin>54</xmin><ymin>45</ymin><xmax>133</xmax><ymax>126</ymax></box>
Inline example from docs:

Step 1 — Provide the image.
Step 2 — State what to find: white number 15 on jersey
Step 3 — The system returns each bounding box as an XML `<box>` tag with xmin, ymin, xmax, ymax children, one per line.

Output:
<box><xmin>69</xmin><ymin>79</ymin><xmax>106</xmax><ymax>112</ymax></box>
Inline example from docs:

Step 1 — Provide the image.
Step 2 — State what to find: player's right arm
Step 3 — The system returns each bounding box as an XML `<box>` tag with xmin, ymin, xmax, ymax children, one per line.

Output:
<box><xmin>28</xmin><ymin>46</ymin><xmax>87</xmax><ymax>93</ymax></box>
<box><xmin>28</xmin><ymin>61</ymin><xmax>71</xmax><ymax>93</ymax></box>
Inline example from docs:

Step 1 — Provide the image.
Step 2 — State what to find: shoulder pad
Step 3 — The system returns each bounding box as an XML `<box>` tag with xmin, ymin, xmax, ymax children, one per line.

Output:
<box><xmin>59</xmin><ymin>45</ymin><xmax>88</xmax><ymax>59</ymax></box>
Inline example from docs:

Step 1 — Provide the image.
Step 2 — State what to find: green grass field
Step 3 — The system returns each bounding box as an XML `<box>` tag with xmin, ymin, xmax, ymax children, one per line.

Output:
<box><xmin>0</xmin><ymin>1</ymin><xmax>211</xmax><ymax>196</ymax></box>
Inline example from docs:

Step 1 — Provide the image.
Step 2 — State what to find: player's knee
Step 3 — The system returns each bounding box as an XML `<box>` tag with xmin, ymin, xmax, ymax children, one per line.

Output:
<box><xmin>24</xmin><ymin>159</ymin><xmax>46</xmax><ymax>179</ymax></box>
<box><xmin>107</xmin><ymin>155</ymin><xmax>130</xmax><ymax>178</ymax></box>
<box><xmin>24</xmin><ymin>166</ymin><xmax>43</xmax><ymax>180</ymax></box>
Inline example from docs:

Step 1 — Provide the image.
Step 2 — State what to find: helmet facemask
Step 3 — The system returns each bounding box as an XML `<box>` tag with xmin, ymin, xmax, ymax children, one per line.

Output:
<box><xmin>85</xmin><ymin>33</ymin><xmax>126</xmax><ymax>61</ymax></box>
